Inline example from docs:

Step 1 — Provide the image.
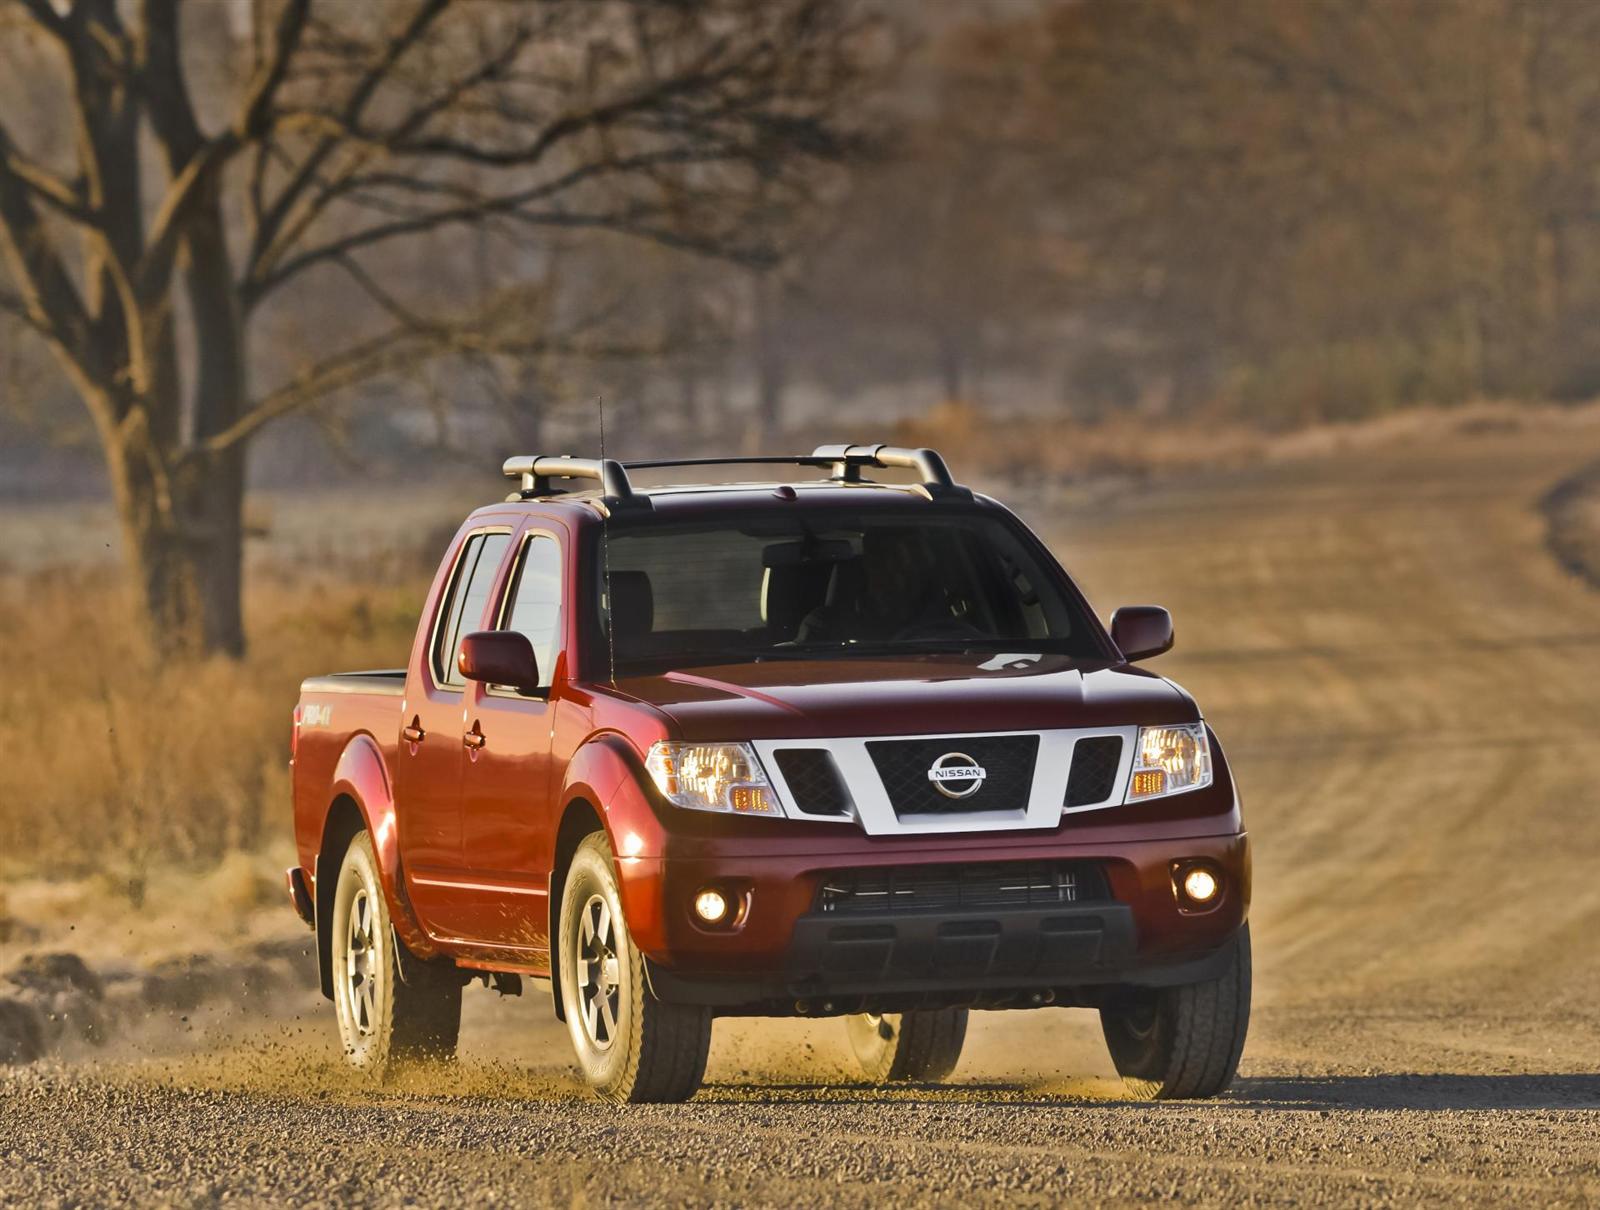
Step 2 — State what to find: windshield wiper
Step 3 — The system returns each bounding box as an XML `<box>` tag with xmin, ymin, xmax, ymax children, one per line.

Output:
<box><xmin>756</xmin><ymin>638</ymin><xmax>1023</xmax><ymax>660</ymax></box>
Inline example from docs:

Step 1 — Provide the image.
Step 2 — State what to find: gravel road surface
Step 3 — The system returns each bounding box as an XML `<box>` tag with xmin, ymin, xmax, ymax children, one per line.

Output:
<box><xmin>5</xmin><ymin>421</ymin><xmax>1600</xmax><ymax>1207</ymax></box>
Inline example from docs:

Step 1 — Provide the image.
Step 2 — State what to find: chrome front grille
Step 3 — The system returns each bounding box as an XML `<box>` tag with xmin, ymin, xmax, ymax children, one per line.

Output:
<box><xmin>865</xmin><ymin>735</ymin><xmax>1039</xmax><ymax>816</ymax></box>
<box><xmin>750</xmin><ymin>727</ymin><xmax>1136</xmax><ymax>836</ymax></box>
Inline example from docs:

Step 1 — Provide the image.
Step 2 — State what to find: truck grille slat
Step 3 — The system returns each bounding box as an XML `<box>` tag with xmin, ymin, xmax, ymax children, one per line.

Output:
<box><xmin>817</xmin><ymin>861</ymin><xmax>1109</xmax><ymax>914</ymax></box>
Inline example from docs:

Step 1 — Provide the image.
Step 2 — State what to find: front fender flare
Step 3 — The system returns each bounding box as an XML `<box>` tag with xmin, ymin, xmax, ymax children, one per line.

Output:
<box><xmin>547</xmin><ymin>734</ymin><xmax>671</xmax><ymax>1014</ymax></box>
<box><xmin>559</xmin><ymin>732</ymin><xmax>670</xmax><ymax>859</ymax></box>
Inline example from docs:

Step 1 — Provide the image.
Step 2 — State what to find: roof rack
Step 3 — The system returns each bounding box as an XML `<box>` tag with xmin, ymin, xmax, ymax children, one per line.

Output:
<box><xmin>501</xmin><ymin>445</ymin><xmax>968</xmax><ymax>504</ymax></box>
<box><xmin>503</xmin><ymin>455</ymin><xmax>636</xmax><ymax>502</ymax></box>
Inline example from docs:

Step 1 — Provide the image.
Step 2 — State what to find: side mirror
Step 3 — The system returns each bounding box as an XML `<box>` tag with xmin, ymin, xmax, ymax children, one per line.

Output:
<box><xmin>457</xmin><ymin>631</ymin><xmax>540</xmax><ymax>691</ymax></box>
<box><xmin>1110</xmin><ymin>605</ymin><xmax>1174</xmax><ymax>662</ymax></box>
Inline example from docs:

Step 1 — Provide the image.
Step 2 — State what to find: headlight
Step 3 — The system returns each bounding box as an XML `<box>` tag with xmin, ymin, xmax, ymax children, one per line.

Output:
<box><xmin>644</xmin><ymin>742</ymin><xmax>781</xmax><ymax>816</ymax></box>
<box><xmin>1126</xmin><ymin>723</ymin><xmax>1212</xmax><ymax>801</ymax></box>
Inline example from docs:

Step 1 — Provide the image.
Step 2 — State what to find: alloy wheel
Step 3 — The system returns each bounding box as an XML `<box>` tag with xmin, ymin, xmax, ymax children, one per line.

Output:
<box><xmin>341</xmin><ymin>886</ymin><xmax>381</xmax><ymax>1038</ymax></box>
<box><xmin>576</xmin><ymin>893</ymin><xmax>623</xmax><ymax>1050</ymax></box>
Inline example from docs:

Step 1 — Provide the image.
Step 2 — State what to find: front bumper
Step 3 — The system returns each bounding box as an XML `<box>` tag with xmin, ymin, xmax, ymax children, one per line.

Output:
<box><xmin>618</xmin><ymin>830</ymin><xmax>1250</xmax><ymax>1014</ymax></box>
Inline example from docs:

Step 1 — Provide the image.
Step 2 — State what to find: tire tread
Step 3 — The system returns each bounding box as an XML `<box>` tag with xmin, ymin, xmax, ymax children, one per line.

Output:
<box><xmin>564</xmin><ymin>834</ymin><xmax>711</xmax><ymax>1104</ymax></box>
<box><xmin>1101</xmin><ymin>924</ymin><xmax>1251</xmax><ymax>1101</ymax></box>
<box><xmin>331</xmin><ymin>832</ymin><xmax>462</xmax><ymax>1073</ymax></box>
<box><xmin>851</xmin><ymin>1009</ymin><xmax>968</xmax><ymax>1084</ymax></box>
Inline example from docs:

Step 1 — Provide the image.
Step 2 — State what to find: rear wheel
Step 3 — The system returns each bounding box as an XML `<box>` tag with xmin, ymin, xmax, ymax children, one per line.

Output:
<box><xmin>1100</xmin><ymin>924</ymin><xmax>1251</xmax><ymax>1100</ymax></box>
<box><xmin>558</xmin><ymin>833</ymin><xmax>711</xmax><ymax>1103</ymax></box>
<box><xmin>330</xmin><ymin>832</ymin><xmax>462</xmax><ymax>1072</ymax></box>
<box><xmin>846</xmin><ymin>1009</ymin><xmax>968</xmax><ymax>1083</ymax></box>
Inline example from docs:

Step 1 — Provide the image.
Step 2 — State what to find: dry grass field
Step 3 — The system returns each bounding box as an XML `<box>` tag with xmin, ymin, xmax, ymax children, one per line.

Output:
<box><xmin>0</xmin><ymin>477</ymin><xmax>497</xmax><ymax>883</ymax></box>
<box><xmin>4</xmin><ymin>414</ymin><xmax>1600</xmax><ymax>1205</ymax></box>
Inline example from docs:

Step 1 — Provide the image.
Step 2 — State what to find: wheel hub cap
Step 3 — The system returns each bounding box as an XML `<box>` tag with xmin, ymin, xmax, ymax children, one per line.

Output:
<box><xmin>344</xmin><ymin>887</ymin><xmax>379</xmax><ymax>1038</ymax></box>
<box><xmin>577</xmin><ymin>894</ymin><xmax>622</xmax><ymax>1050</ymax></box>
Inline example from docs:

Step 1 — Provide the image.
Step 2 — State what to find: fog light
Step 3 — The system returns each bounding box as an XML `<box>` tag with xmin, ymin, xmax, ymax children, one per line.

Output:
<box><xmin>693</xmin><ymin>888</ymin><xmax>729</xmax><ymax>924</ymax></box>
<box><xmin>1182</xmin><ymin>867</ymin><xmax>1220</xmax><ymax>905</ymax></box>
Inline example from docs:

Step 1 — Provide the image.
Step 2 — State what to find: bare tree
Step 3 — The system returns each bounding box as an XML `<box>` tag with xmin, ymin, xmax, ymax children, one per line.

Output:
<box><xmin>0</xmin><ymin>0</ymin><xmax>872</xmax><ymax>656</ymax></box>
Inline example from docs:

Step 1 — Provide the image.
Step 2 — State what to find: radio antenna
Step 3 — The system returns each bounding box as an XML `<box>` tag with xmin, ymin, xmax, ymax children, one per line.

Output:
<box><xmin>599</xmin><ymin>394</ymin><xmax>616</xmax><ymax>687</ymax></box>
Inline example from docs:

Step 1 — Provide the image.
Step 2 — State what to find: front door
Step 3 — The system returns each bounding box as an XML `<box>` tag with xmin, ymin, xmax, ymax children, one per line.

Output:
<box><xmin>448</xmin><ymin>526</ymin><xmax>567</xmax><ymax>963</ymax></box>
<box><xmin>396</xmin><ymin>526</ymin><xmax>511</xmax><ymax>935</ymax></box>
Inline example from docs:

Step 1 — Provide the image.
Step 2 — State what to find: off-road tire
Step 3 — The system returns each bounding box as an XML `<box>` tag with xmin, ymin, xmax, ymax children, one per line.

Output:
<box><xmin>1100</xmin><ymin>924</ymin><xmax>1251</xmax><ymax>1100</ymax></box>
<box><xmin>558</xmin><ymin>832</ymin><xmax>711</xmax><ymax>1103</ymax></box>
<box><xmin>846</xmin><ymin>1009</ymin><xmax>968</xmax><ymax>1083</ymax></box>
<box><xmin>330</xmin><ymin>831</ymin><xmax>462</xmax><ymax>1072</ymax></box>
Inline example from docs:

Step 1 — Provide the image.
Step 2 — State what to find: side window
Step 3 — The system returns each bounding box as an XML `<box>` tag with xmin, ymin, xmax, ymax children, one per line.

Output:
<box><xmin>499</xmin><ymin>534</ymin><xmax>562</xmax><ymax>689</ymax></box>
<box><xmin>432</xmin><ymin>531</ymin><xmax>511</xmax><ymax>687</ymax></box>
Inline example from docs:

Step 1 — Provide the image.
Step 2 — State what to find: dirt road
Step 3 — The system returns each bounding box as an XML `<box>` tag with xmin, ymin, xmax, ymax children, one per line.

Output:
<box><xmin>6</xmin><ymin>422</ymin><xmax>1600</xmax><ymax>1206</ymax></box>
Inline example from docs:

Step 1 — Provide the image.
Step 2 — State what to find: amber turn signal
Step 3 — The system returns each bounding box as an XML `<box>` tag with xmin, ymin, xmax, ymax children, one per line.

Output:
<box><xmin>730</xmin><ymin>786</ymin><xmax>773</xmax><ymax>814</ymax></box>
<box><xmin>1131</xmin><ymin>770</ymin><xmax>1166</xmax><ymax>798</ymax></box>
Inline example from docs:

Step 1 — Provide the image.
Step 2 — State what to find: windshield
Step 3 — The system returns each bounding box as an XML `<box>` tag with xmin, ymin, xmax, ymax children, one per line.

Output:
<box><xmin>592</xmin><ymin>506</ymin><xmax>1107</xmax><ymax>673</ymax></box>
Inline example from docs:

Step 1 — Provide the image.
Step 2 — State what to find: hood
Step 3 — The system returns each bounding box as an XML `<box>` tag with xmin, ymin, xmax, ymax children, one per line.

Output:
<box><xmin>611</xmin><ymin>653</ymin><xmax>1197</xmax><ymax>741</ymax></box>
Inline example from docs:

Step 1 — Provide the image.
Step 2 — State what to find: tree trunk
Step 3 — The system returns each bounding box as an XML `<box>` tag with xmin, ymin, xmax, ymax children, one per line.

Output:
<box><xmin>94</xmin><ymin>179</ymin><xmax>249</xmax><ymax>662</ymax></box>
<box><xmin>174</xmin><ymin>185</ymin><xmax>248</xmax><ymax>658</ymax></box>
<box><xmin>105</xmin><ymin>432</ymin><xmax>245</xmax><ymax>659</ymax></box>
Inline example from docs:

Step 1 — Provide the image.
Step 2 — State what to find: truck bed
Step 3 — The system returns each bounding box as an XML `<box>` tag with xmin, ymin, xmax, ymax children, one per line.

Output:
<box><xmin>292</xmin><ymin>670</ymin><xmax>408</xmax><ymax>879</ymax></box>
<box><xmin>299</xmin><ymin>669</ymin><xmax>406</xmax><ymax>696</ymax></box>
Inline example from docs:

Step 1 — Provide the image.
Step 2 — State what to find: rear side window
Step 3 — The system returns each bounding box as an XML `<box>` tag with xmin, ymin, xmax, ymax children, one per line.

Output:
<box><xmin>498</xmin><ymin>533</ymin><xmax>562</xmax><ymax>689</ymax></box>
<box><xmin>432</xmin><ymin>531</ymin><xmax>511</xmax><ymax>687</ymax></box>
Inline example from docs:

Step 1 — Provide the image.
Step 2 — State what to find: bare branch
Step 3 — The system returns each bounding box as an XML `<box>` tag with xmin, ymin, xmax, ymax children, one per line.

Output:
<box><xmin>0</xmin><ymin>282</ymin><xmax>37</xmax><ymax>331</ymax></box>
<box><xmin>10</xmin><ymin>0</ymin><xmax>66</xmax><ymax>41</ymax></box>
<box><xmin>136</xmin><ymin>0</ymin><xmax>305</xmax><ymax>302</ymax></box>
<box><xmin>137</xmin><ymin>138</ymin><xmax>238</xmax><ymax>298</ymax></box>
<box><xmin>247</xmin><ymin>0</ymin><xmax>453</xmax><ymax>276</ymax></box>
<box><xmin>234</xmin><ymin>0</ymin><xmax>312</xmax><ymax>138</ymax></box>
<box><xmin>243</xmin><ymin>139</ymin><xmax>759</xmax><ymax>306</ymax></box>
<box><xmin>239</xmin><ymin>14</ymin><xmax>533</xmax><ymax>286</ymax></box>
<box><xmin>0</xmin><ymin>145</ymin><xmax>94</xmax><ymax>224</ymax></box>
<box><xmin>231</xmin><ymin>0</ymin><xmax>870</xmax><ymax>318</ymax></box>
<box><xmin>198</xmin><ymin>325</ymin><xmax>448</xmax><ymax>455</ymax></box>
<box><xmin>327</xmin><ymin>251</ymin><xmax>434</xmax><ymax>331</ymax></box>
<box><xmin>63</xmin><ymin>0</ymin><xmax>142</xmax><ymax>284</ymax></box>
<box><xmin>0</xmin><ymin>123</ymin><xmax>107</xmax><ymax>399</ymax></box>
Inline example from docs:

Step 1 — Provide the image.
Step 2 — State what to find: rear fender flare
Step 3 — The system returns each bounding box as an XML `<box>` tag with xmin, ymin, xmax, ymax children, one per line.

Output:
<box><xmin>317</xmin><ymin>734</ymin><xmax>437</xmax><ymax>993</ymax></box>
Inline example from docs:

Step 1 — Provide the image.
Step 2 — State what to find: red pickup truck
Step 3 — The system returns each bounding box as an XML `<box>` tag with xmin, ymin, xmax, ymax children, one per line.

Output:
<box><xmin>287</xmin><ymin>446</ymin><xmax>1250</xmax><ymax>1103</ymax></box>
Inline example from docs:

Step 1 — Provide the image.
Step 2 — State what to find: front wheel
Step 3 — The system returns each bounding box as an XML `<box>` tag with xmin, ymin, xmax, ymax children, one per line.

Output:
<box><xmin>846</xmin><ymin>1009</ymin><xmax>968</xmax><ymax>1083</ymax></box>
<box><xmin>1100</xmin><ymin>923</ymin><xmax>1251</xmax><ymax>1100</ymax></box>
<box><xmin>558</xmin><ymin>833</ymin><xmax>711</xmax><ymax>1103</ymax></box>
<box><xmin>330</xmin><ymin>831</ymin><xmax>462</xmax><ymax>1072</ymax></box>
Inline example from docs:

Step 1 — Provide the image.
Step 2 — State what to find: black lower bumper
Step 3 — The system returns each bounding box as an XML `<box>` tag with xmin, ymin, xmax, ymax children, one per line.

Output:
<box><xmin>647</xmin><ymin>902</ymin><xmax>1241</xmax><ymax>1015</ymax></box>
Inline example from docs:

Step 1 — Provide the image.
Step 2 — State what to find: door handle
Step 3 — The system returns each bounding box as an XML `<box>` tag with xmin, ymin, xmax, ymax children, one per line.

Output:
<box><xmin>402</xmin><ymin>718</ymin><xmax>426</xmax><ymax>744</ymax></box>
<box><xmin>463</xmin><ymin>721</ymin><xmax>486</xmax><ymax>751</ymax></box>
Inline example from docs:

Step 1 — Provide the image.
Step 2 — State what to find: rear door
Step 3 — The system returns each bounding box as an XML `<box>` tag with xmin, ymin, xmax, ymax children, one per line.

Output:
<box><xmin>446</xmin><ymin>521</ymin><xmax>568</xmax><ymax>961</ymax></box>
<box><xmin>396</xmin><ymin>525</ymin><xmax>511</xmax><ymax>935</ymax></box>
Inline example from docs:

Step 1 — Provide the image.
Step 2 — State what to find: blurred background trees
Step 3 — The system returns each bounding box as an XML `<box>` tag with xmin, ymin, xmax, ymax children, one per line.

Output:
<box><xmin>6</xmin><ymin>0</ymin><xmax>1600</xmax><ymax>657</ymax></box>
<box><xmin>1011</xmin><ymin>0</ymin><xmax>1600</xmax><ymax>422</ymax></box>
<box><xmin>0</xmin><ymin>0</ymin><xmax>876</xmax><ymax>655</ymax></box>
